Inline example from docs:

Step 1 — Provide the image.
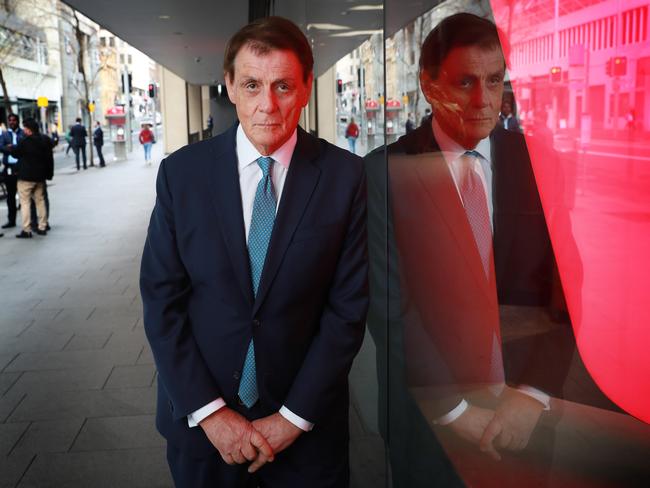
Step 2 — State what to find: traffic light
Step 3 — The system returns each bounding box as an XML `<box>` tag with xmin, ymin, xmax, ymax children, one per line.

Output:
<box><xmin>121</xmin><ymin>73</ymin><xmax>133</xmax><ymax>93</ymax></box>
<box><xmin>550</xmin><ymin>66</ymin><xmax>562</xmax><ymax>83</ymax></box>
<box><xmin>148</xmin><ymin>83</ymin><xmax>156</xmax><ymax>98</ymax></box>
<box><xmin>336</xmin><ymin>78</ymin><xmax>343</xmax><ymax>94</ymax></box>
<box><xmin>612</xmin><ymin>56</ymin><xmax>627</xmax><ymax>77</ymax></box>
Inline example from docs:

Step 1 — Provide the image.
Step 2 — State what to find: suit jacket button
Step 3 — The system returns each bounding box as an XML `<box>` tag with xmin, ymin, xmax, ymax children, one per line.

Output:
<box><xmin>233</xmin><ymin>371</ymin><xmax>240</xmax><ymax>380</ymax></box>
<box><xmin>253</xmin><ymin>319</ymin><xmax>261</xmax><ymax>327</ymax></box>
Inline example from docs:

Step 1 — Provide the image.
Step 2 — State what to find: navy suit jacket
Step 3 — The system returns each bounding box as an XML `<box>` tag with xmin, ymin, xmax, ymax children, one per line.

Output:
<box><xmin>140</xmin><ymin>124</ymin><xmax>368</xmax><ymax>458</ymax></box>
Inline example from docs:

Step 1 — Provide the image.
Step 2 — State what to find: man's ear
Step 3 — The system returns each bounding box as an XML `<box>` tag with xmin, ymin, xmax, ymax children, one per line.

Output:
<box><xmin>419</xmin><ymin>70</ymin><xmax>437</xmax><ymax>106</ymax></box>
<box><xmin>225</xmin><ymin>72</ymin><xmax>237</xmax><ymax>105</ymax></box>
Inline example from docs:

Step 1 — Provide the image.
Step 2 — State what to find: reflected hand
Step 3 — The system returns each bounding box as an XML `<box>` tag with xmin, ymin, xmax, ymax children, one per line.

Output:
<box><xmin>448</xmin><ymin>404</ymin><xmax>499</xmax><ymax>459</ymax></box>
<box><xmin>480</xmin><ymin>388</ymin><xmax>544</xmax><ymax>455</ymax></box>
<box><xmin>200</xmin><ymin>407</ymin><xmax>274</xmax><ymax>467</ymax></box>
<box><xmin>250</xmin><ymin>413</ymin><xmax>303</xmax><ymax>472</ymax></box>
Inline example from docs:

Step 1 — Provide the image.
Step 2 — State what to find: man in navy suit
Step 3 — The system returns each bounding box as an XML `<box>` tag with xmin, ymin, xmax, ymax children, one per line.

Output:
<box><xmin>140</xmin><ymin>16</ymin><xmax>368</xmax><ymax>488</ymax></box>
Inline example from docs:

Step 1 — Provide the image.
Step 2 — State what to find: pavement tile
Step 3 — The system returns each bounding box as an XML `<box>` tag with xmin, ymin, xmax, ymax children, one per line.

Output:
<box><xmin>63</xmin><ymin>333</ymin><xmax>112</xmax><ymax>350</ymax></box>
<box><xmin>0</xmin><ymin>422</ymin><xmax>30</xmax><ymax>455</ymax></box>
<box><xmin>0</xmin><ymin>452</ymin><xmax>36</xmax><ymax>488</ymax></box>
<box><xmin>9</xmin><ymin>386</ymin><xmax>156</xmax><ymax>422</ymax></box>
<box><xmin>104</xmin><ymin>364</ymin><xmax>155</xmax><ymax>389</ymax></box>
<box><xmin>17</xmin><ymin>448</ymin><xmax>173</xmax><ymax>488</ymax></box>
<box><xmin>71</xmin><ymin>415</ymin><xmax>164</xmax><ymax>451</ymax></box>
<box><xmin>4</xmin><ymin>342</ymin><xmax>142</xmax><ymax>372</ymax></box>
<box><xmin>0</xmin><ymin>389</ymin><xmax>26</xmax><ymax>422</ymax></box>
<box><xmin>136</xmin><ymin>345</ymin><xmax>155</xmax><ymax>365</ymax></box>
<box><xmin>0</xmin><ymin>372</ymin><xmax>22</xmax><ymax>396</ymax></box>
<box><xmin>0</xmin><ymin>330</ymin><xmax>73</xmax><ymax>356</ymax></box>
<box><xmin>12</xmin><ymin>418</ymin><xmax>85</xmax><ymax>455</ymax></box>
<box><xmin>0</xmin><ymin>353</ymin><xmax>18</xmax><ymax>372</ymax></box>
<box><xmin>8</xmin><ymin>367</ymin><xmax>112</xmax><ymax>396</ymax></box>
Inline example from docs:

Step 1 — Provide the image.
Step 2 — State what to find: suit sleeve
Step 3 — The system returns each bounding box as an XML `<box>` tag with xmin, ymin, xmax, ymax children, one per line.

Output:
<box><xmin>140</xmin><ymin>159</ymin><xmax>221</xmax><ymax>420</ymax></box>
<box><xmin>283</xmin><ymin>165</ymin><xmax>369</xmax><ymax>424</ymax></box>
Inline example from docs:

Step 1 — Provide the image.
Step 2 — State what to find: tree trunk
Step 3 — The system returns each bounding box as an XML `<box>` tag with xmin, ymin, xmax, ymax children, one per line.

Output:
<box><xmin>74</xmin><ymin>12</ymin><xmax>94</xmax><ymax>165</ymax></box>
<box><xmin>0</xmin><ymin>66</ymin><xmax>13</xmax><ymax>119</ymax></box>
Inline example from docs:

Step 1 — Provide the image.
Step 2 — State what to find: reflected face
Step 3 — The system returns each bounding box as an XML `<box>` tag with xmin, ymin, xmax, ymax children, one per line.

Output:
<box><xmin>226</xmin><ymin>44</ymin><xmax>312</xmax><ymax>155</ymax></box>
<box><xmin>421</xmin><ymin>45</ymin><xmax>505</xmax><ymax>148</ymax></box>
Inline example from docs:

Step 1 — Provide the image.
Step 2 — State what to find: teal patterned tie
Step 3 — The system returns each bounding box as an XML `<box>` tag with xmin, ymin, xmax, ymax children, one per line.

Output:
<box><xmin>238</xmin><ymin>156</ymin><xmax>276</xmax><ymax>408</ymax></box>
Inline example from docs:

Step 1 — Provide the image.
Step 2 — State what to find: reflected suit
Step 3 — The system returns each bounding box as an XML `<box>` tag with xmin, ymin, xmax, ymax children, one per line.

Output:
<box><xmin>366</xmin><ymin>118</ymin><xmax>567</xmax><ymax>486</ymax></box>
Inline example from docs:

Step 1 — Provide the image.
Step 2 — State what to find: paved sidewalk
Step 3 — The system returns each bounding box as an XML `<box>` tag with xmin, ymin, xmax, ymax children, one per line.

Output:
<box><xmin>0</xmin><ymin>141</ymin><xmax>384</xmax><ymax>487</ymax></box>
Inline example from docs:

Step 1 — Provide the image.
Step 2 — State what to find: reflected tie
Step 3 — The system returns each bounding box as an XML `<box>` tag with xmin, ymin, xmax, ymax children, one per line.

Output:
<box><xmin>238</xmin><ymin>156</ymin><xmax>276</xmax><ymax>408</ymax></box>
<box><xmin>459</xmin><ymin>150</ymin><xmax>492</xmax><ymax>278</ymax></box>
<box><xmin>459</xmin><ymin>151</ymin><xmax>504</xmax><ymax>384</ymax></box>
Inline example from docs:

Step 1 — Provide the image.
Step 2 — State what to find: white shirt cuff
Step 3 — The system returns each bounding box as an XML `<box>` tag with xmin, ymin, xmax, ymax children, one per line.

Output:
<box><xmin>434</xmin><ymin>399</ymin><xmax>469</xmax><ymax>425</ymax></box>
<box><xmin>279</xmin><ymin>406</ymin><xmax>314</xmax><ymax>431</ymax></box>
<box><xmin>187</xmin><ymin>398</ymin><xmax>227</xmax><ymax>427</ymax></box>
<box><xmin>517</xmin><ymin>385</ymin><xmax>551</xmax><ymax>410</ymax></box>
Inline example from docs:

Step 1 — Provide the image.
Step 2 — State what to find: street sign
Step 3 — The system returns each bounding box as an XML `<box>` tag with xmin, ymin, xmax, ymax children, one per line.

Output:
<box><xmin>37</xmin><ymin>97</ymin><xmax>48</xmax><ymax>108</ymax></box>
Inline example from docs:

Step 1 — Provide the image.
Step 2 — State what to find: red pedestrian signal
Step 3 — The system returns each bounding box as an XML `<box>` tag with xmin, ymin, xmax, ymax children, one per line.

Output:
<box><xmin>550</xmin><ymin>66</ymin><xmax>562</xmax><ymax>83</ymax></box>
<box><xmin>612</xmin><ymin>56</ymin><xmax>627</xmax><ymax>77</ymax></box>
<box><xmin>148</xmin><ymin>83</ymin><xmax>156</xmax><ymax>98</ymax></box>
<box><xmin>336</xmin><ymin>79</ymin><xmax>343</xmax><ymax>94</ymax></box>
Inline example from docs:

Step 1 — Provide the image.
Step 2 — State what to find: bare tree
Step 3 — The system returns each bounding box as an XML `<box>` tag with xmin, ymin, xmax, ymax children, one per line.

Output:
<box><xmin>58</xmin><ymin>4</ymin><xmax>114</xmax><ymax>165</ymax></box>
<box><xmin>0</xmin><ymin>0</ymin><xmax>45</xmax><ymax>118</ymax></box>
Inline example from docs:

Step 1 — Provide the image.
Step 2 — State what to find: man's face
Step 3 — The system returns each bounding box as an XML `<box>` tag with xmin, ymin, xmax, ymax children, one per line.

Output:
<box><xmin>421</xmin><ymin>45</ymin><xmax>505</xmax><ymax>148</ymax></box>
<box><xmin>8</xmin><ymin>116</ymin><xmax>19</xmax><ymax>131</ymax></box>
<box><xmin>226</xmin><ymin>44</ymin><xmax>312</xmax><ymax>155</ymax></box>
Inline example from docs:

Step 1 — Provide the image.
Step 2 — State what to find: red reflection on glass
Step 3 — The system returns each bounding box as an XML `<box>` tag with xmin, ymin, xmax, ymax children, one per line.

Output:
<box><xmin>492</xmin><ymin>0</ymin><xmax>650</xmax><ymax>423</ymax></box>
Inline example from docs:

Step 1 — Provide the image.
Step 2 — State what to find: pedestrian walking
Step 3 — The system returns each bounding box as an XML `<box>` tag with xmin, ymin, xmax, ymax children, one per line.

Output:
<box><xmin>69</xmin><ymin>118</ymin><xmax>88</xmax><ymax>170</ymax></box>
<box><xmin>5</xmin><ymin>118</ymin><xmax>53</xmax><ymax>238</ymax></box>
<box><xmin>138</xmin><ymin>123</ymin><xmax>155</xmax><ymax>165</ymax></box>
<box><xmin>0</xmin><ymin>113</ymin><xmax>25</xmax><ymax>229</ymax></box>
<box><xmin>345</xmin><ymin>117</ymin><xmax>359</xmax><ymax>154</ymax></box>
<box><xmin>93</xmin><ymin>121</ymin><xmax>106</xmax><ymax>167</ymax></box>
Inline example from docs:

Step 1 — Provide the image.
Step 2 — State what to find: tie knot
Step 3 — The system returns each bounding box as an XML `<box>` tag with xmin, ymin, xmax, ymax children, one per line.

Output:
<box><xmin>257</xmin><ymin>156</ymin><xmax>274</xmax><ymax>177</ymax></box>
<box><xmin>463</xmin><ymin>150</ymin><xmax>481</xmax><ymax>160</ymax></box>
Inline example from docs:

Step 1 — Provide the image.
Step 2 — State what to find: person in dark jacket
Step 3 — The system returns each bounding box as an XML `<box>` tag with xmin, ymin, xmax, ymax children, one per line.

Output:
<box><xmin>69</xmin><ymin>117</ymin><xmax>88</xmax><ymax>170</ymax></box>
<box><xmin>0</xmin><ymin>113</ymin><xmax>25</xmax><ymax>229</ymax></box>
<box><xmin>93</xmin><ymin>121</ymin><xmax>105</xmax><ymax>167</ymax></box>
<box><xmin>7</xmin><ymin>118</ymin><xmax>54</xmax><ymax>238</ymax></box>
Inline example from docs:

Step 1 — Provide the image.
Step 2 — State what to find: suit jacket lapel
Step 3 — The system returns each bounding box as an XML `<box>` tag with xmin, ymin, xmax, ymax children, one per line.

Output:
<box><xmin>207</xmin><ymin>125</ymin><xmax>254</xmax><ymax>308</ymax></box>
<box><xmin>410</xmin><ymin>154</ymin><xmax>493</xmax><ymax>299</ymax></box>
<box><xmin>253</xmin><ymin>128</ymin><xmax>321</xmax><ymax>315</ymax></box>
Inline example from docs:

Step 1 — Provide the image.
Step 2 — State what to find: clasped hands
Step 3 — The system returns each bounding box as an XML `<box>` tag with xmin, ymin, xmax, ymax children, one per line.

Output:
<box><xmin>447</xmin><ymin>387</ymin><xmax>545</xmax><ymax>461</ymax></box>
<box><xmin>200</xmin><ymin>408</ymin><xmax>302</xmax><ymax>473</ymax></box>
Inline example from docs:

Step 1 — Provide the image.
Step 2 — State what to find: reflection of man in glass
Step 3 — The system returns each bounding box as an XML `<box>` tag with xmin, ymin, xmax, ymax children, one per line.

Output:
<box><xmin>367</xmin><ymin>13</ymin><xmax>566</xmax><ymax>485</ymax></box>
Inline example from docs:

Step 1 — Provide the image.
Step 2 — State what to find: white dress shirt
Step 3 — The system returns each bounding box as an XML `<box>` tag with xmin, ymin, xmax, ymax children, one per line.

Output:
<box><xmin>430</xmin><ymin>118</ymin><xmax>549</xmax><ymax>425</ymax></box>
<box><xmin>187</xmin><ymin>124</ymin><xmax>314</xmax><ymax>432</ymax></box>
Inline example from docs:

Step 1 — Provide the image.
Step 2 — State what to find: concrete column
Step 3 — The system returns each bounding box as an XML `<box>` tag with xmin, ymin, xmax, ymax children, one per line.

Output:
<box><xmin>317</xmin><ymin>65</ymin><xmax>336</xmax><ymax>144</ymax></box>
<box><xmin>160</xmin><ymin>66</ymin><xmax>188</xmax><ymax>154</ymax></box>
<box><xmin>201</xmin><ymin>85</ymin><xmax>211</xmax><ymax>134</ymax></box>
<box><xmin>187</xmin><ymin>84</ymin><xmax>202</xmax><ymax>141</ymax></box>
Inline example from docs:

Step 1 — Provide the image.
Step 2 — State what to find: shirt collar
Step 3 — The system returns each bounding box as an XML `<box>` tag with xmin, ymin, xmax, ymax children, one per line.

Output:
<box><xmin>431</xmin><ymin>116</ymin><xmax>491</xmax><ymax>164</ymax></box>
<box><xmin>236</xmin><ymin>124</ymin><xmax>296</xmax><ymax>172</ymax></box>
